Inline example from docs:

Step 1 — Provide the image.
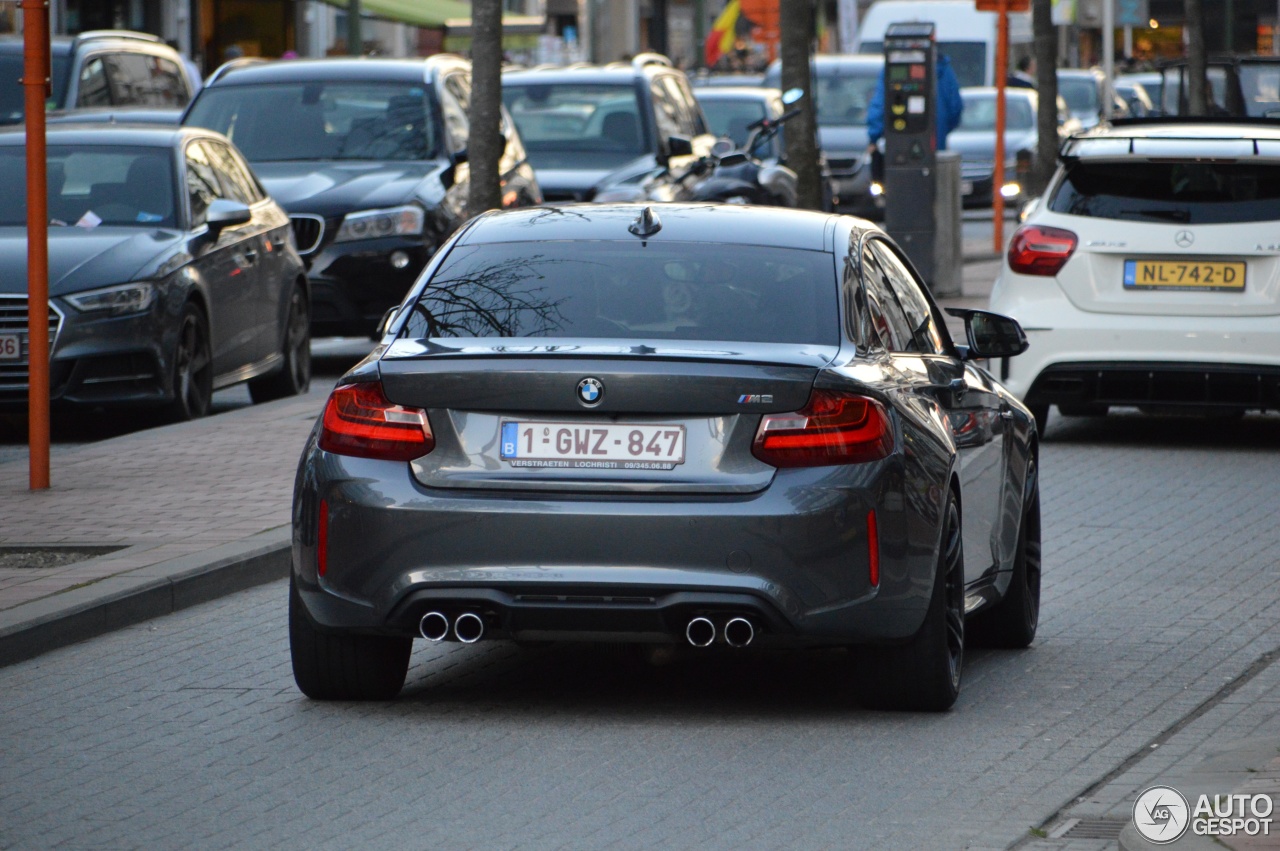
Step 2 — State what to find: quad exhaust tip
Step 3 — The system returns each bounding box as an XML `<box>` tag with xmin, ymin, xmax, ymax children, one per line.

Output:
<box><xmin>724</xmin><ymin>617</ymin><xmax>755</xmax><ymax>648</ymax></box>
<box><xmin>419</xmin><ymin>611</ymin><xmax>450</xmax><ymax>642</ymax></box>
<box><xmin>686</xmin><ymin>616</ymin><xmax>716</xmax><ymax>647</ymax></box>
<box><xmin>454</xmin><ymin>612</ymin><xmax>485</xmax><ymax>644</ymax></box>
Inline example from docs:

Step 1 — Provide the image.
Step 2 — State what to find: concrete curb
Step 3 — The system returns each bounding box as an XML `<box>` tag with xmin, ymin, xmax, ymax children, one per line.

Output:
<box><xmin>0</xmin><ymin>526</ymin><xmax>291</xmax><ymax>668</ymax></box>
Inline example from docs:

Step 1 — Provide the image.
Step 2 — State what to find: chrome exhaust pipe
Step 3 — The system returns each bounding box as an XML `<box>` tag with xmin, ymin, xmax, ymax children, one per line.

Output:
<box><xmin>454</xmin><ymin>612</ymin><xmax>485</xmax><ymax>644</ymax></box>
<box><xmin>724</xmin><ymin>617</ymin><xmax>754</xmax><ymax>648</ymax></box>
<box><xmin>418</xmin><ymin>611</ymin><xmax>450</xmax><ymax>642</ymax></box>
<box><xmin>685</xmin><ymin>616</ymin><xmax>715</xmax><ymax>647</ymax></box>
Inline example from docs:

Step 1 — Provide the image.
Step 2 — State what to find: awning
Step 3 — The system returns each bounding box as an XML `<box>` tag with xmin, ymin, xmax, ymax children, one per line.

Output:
<box><xmin>317</xmin><ymin>0</ymin><xmax>473</xmax><ymax>29</ymax></box>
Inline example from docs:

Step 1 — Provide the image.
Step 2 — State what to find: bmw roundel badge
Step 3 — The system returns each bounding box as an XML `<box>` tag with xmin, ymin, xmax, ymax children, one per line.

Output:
<box><xmin>577</xmin><ymin>377</ymin><xmax>604</xmax><ymax>407</ymax></box>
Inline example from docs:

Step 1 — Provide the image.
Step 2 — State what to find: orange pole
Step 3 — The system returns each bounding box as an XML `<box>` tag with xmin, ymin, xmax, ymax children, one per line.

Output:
<box><xmin>993</xmin><ymin>0</ymin><xmax>1008</xmax><ymax>254</ymax></box>
<box><xmin>23</xmin><ymin>0</ymin><xmax>50</xmax><ymax>490</ymax></box>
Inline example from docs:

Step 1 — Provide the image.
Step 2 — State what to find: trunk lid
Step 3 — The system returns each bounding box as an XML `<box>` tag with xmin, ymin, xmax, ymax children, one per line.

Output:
<box><xmin>379</xmin><ymin>341</ymin><xmax>838</xmax><ymax>494</ymax></box>
<box><xmin>1043</xmin><ymin>212</ymin><xmax>1280</xmax><ymax>317</ymax></box>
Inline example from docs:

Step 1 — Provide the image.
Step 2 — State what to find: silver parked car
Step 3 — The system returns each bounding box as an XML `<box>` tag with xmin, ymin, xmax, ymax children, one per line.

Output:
<box><xmin>289</xmin><ymin>204</ymin><xmax>1042</xmax><ymax>711</ymax></box>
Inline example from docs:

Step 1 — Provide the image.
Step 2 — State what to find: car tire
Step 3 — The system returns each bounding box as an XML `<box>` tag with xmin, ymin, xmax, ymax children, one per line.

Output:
<box><xmin>289</xmin><ymin>578</ymin><xmax>411</xmax><ymax>701</ymax></box>
<box><xmin>165</xmin><ymin>302</ymin><xmax>213</xmax><ymax>421</ymax></box>
<box><xmin>856</xmin><ymin>490</ymin><xmax>965</xmax><ymax>712</ymax></box>
<box><xmin>249</xmin><ymin>284</ymin><xmax>311</xmax><ymax>403</ymax></box>
<box><xmin>970</xmin><ymin>456</ymin><xmax>1041</xmax><ymax>649</ymax></box>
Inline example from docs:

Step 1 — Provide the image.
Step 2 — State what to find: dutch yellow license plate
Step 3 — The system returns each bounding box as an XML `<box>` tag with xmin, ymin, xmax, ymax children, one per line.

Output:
<box><xmin>1124</xmin><ymin>259</ymin><xmax>1246</xmax><ymax>290</ymax></box>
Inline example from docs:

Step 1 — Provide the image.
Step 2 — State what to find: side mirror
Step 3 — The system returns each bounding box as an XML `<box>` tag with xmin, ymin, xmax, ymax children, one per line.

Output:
<box><xmin>205</xmin><ymin>198</ymin><xmax>251</xmax><ymax>235</ymax></box>
<box><xmin>945</xmin><ymin>308</ymin><xmax>1029</xmax><ymax>359</ymax></box>
<box><xmin>666</xmin><ymin>135</ymin><xmax>694</xmax><ymax>157</ymax></box>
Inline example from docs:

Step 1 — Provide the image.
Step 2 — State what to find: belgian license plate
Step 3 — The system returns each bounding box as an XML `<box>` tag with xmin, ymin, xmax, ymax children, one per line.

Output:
<box><xmin>0</xmin><ymin>335</ymin><xmax>20</xmax><ymax>361</ymax></box>
<box><xmin>501</xmin><ymin>421</ymin><xmax>686</xmax><ymax>470</ymax></box>
<box><xmin>1124</xmin><ymin>259</ymin><xmax>1246</xmax><ymax>291</ymax></box>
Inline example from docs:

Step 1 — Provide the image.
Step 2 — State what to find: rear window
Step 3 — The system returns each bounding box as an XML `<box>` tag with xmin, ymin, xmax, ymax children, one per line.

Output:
<box><xmin>400</xmin><ymin>241</ymin><xmax>839</xmax><ymax>345</ymax></box>
<box><xmin>1049</xmin><ymin>160</ymin><xmax>1280</xmax><ymax>224</ymax></box>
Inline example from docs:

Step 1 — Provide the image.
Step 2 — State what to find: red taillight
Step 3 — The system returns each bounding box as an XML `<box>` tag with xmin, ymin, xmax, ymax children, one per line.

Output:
<box><xmin>751</xmin><ymin>390</ymin><xmax>893</xmax><ymax>468</ymax></box>
<box><xmin>319</xmin><ymin>382</ymin><xmax>434</xmax><ymax>461</ymax></box>
<box><xmin>1007</xmin><ymin>224</ymin><xmax>1078</xmax><ymax>276</ymax></box>
<box><xmin>867</xmin><ymin>509</ymin><xmax>880</xmax><ymax>587</ymax></box>
<box><xmin>317</xmin><ymin>498</ymin><xmax>329</xmax><ymax>578</ymax></box>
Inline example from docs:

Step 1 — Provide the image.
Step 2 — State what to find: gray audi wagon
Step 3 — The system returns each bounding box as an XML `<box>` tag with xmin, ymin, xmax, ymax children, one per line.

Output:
<box><xmin>289</xmin><ymin>203</ymin><xmax>1041</xmax><ymax>711</ymax></box>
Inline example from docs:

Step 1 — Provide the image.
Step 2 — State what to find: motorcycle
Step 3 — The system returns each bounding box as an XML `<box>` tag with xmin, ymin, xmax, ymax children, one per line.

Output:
<box><xmin>685</xmin><ymin>87</ymin><xmax>806</xmax><ymax>207</ymax></box>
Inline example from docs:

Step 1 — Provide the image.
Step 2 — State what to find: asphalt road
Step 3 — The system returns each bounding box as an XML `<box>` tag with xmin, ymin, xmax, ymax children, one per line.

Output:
<box><xmin>1</xmin><ymin>409</ymin><xmax>1278</xmax><ymax>849</ymax></box>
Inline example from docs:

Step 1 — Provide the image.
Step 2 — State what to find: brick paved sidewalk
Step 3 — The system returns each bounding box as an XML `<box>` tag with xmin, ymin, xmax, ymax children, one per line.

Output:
<box><xmin>0</xmin><ymin>388</ymin><xmax>325</xmax><ymax>615</ymax></box>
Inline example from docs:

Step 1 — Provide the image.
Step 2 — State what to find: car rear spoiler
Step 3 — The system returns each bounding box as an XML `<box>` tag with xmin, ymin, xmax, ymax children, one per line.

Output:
<box><xmin>1059</xmin><ymin>130</ymin><xmax>1280</xmax><ymax>162</ymax></box>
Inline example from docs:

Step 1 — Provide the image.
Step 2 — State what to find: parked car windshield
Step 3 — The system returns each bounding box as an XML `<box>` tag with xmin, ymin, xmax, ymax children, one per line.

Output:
<box><xmin>1057</xmin><ymin>76</ymin><xmax>1099</xmax><ymax>114</ymax></box>
<box><xmin>0</xmin><ymin>144</ymin><xmax>177</xmax><ymax>228</ymax></box>
<box><xmin>400</xmin><ymin>241</ymin><xmax>839</xmax><ymax>345</ymax></box>
<box><xmin>0</xmin><ymin>54</ymin><xmax>71</xmax><ymax>123</ymax></box>
<box><xmin>1049</xmin><ymin>160</ymin><xmax>1280</xmax><ymax>224</ymax></box>
<box><xmin>811</xmin><ymin>69</ymin><xmax>878</xmax><ymax>127</ymax></box>
<box><xmin>959</xmin><ymin>93</ymin><xmax>1035</xmax><ymax>130</ymax></box>
<box><xmin>859</xmin><ymin>41</ymin><xmax>987</xmax><ymax>88</ymax></box>
<box><xmin>502</xmin><ymin>83</ymin><xmax>647</xmax><ymax>170</ymax></box>
<box><xmin>185</xmin><ymin>82</ymin><xmax>436</xmax><ymax>161</ymax></box>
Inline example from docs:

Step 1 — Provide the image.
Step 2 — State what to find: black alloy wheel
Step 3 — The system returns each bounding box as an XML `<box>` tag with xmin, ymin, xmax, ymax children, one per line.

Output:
<box><xmin>856</xmin><ymin>490</ymin><xmax>965</xmax><ymax>712</ymax></box>
<box><xmin>249</xmin><ymin>285</ymin><xmax>311</xmax><ymax>403</ymax></box>
<box><xmin>971</xmin><ymin>456</ymin><xmax>1042</xmax><ymax>648</ymax></box>
<box><xmin>166</xmin><ymin>302</ymin><xmax>213</xmax><ymax>421</ymax></box>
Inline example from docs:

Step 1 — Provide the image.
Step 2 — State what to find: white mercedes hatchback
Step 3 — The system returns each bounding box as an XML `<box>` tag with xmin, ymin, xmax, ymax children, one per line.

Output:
<box><xmin>990</xmin><ymin>121</ymin><xmax>1280</xmax><ymax>431</ymax></box>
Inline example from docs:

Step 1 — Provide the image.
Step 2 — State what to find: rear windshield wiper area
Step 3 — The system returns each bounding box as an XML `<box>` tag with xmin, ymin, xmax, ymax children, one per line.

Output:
<box><xmin>1120</xmin><ymin>208</ymin><xmax>1191</xmax><ymax>222</ymax></box>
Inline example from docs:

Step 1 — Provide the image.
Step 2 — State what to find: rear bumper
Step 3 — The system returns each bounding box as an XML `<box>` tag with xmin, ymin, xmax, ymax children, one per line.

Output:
<box><xmin>292</xmin><ymin>446</ymin><xmax>938</xmax><ymax>647</ymax></box>
<box><xmin>990</xmin><ymin>272</ymin><xmax>1280</xmax><ymax>407</ymax></box>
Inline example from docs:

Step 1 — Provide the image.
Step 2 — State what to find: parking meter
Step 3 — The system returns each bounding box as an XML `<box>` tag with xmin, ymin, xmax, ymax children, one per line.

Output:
<box><xmin>883</xmin><ymin>22</ymin><xmax>938</xmax><ymax>284</ymax></box>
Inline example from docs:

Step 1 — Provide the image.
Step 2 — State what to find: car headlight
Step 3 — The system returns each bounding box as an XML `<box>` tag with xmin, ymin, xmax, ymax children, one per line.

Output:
<box><xmin>65</xmin><ymin>282</ymin><xmax>155</xmax><ymax>316</ymax></box>
<box><xmin>333</xmin><ymin>205</ymin><xmax>425</xmax><ymax>243</ymax></box>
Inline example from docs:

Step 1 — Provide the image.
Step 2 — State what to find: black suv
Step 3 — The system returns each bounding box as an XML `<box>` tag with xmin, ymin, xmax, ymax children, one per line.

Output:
<box><xmin>0</xmin><ymin>30</ymin><xmax>196</xmax><ymax>125</ymax></box>
<box><xmin>183</xmin><ymin>56</ymin><xmax>542</xmax><ymax>337</ymax></box>
<box><xmin>502</xmin><ymin>54</ymin><xmax>715</xmax><ymax>202</ymax></box>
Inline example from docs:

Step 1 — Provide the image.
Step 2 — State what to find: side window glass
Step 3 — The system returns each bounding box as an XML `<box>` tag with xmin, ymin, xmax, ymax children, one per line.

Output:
<box><xmin>649</xmin><ymin>80</ymin><xmax>683</xmax><ymax>145</ymax></box>
<box><xmin>185</xmin><ymin>140</ymin><xmax>223</xmax><ymax>227</ymax></box>
<box><xmin>439</xmin><ymin>76</ymin><xmax>470</xmax><ymax>151</ymax></box>
<box><xmin>77</xmin><ymin>58</ymin><xmax>111</xmax><ymax>107</ymax></box>
<box><xmin>207</xmin><ymin>142</ymin><xmax>260</xmax><ymax>205</ymax></box>
<box><xmin>860</xmin><ymin>245</ymin><xmax>914</xmax><ymax>352</ymax></box>
<box><xmin>666</xmin><ymin>76</ymin><xmax>704</xmax><ymax>136</ymax></box>
<box><xmin>872</xmin><ymin>241</ymin><xmax>945</xmax><ymax>355</ymax></box>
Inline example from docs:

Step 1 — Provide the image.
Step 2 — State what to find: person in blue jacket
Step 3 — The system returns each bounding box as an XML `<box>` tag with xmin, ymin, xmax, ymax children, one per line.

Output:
<box><xmin>865</xmin><ymin>53</ymin><xmax>964</xmax><ymax>157</ymax></box>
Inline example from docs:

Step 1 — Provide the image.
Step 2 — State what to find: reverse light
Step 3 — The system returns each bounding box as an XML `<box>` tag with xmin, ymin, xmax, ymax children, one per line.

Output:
<box><xmin>334</xmin><ymin>204</ymin><xmax>424</xmax><ymax>242</ymax></box>
<box><xmin>1007</xmin><ymin>224</ymin><xmax>1078</xmax><ymax>276</ymax></box>
<box><xmin>319</xmin><ymin>382</ymin><xmax>434</xmax><ymax>461</ymax></box>
<box><xmin>752</xmin><ymin>390</ymin><xmax>893</xmax><ymax>468</ymax></box>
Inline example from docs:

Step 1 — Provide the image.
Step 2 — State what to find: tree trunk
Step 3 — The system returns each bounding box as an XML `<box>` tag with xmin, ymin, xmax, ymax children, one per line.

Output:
<box><xmin>1185</xmin><ymin>0</ymin><xmax>1208</xmax><ymax>116</ymax></box>
<box><xmin>467</xmin><ymin>0</ymin><xmax>504</xmax><ymax>217</ymax></box>
<box><xmin>1031</xmin><ymin>0</ymin><xmax>1058</xmax><ymax>196</ymax></box>
<box><xmin>779</xmin><ymin>0</ymin><xmax>822</xmax><ymax>210</ymax></box>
